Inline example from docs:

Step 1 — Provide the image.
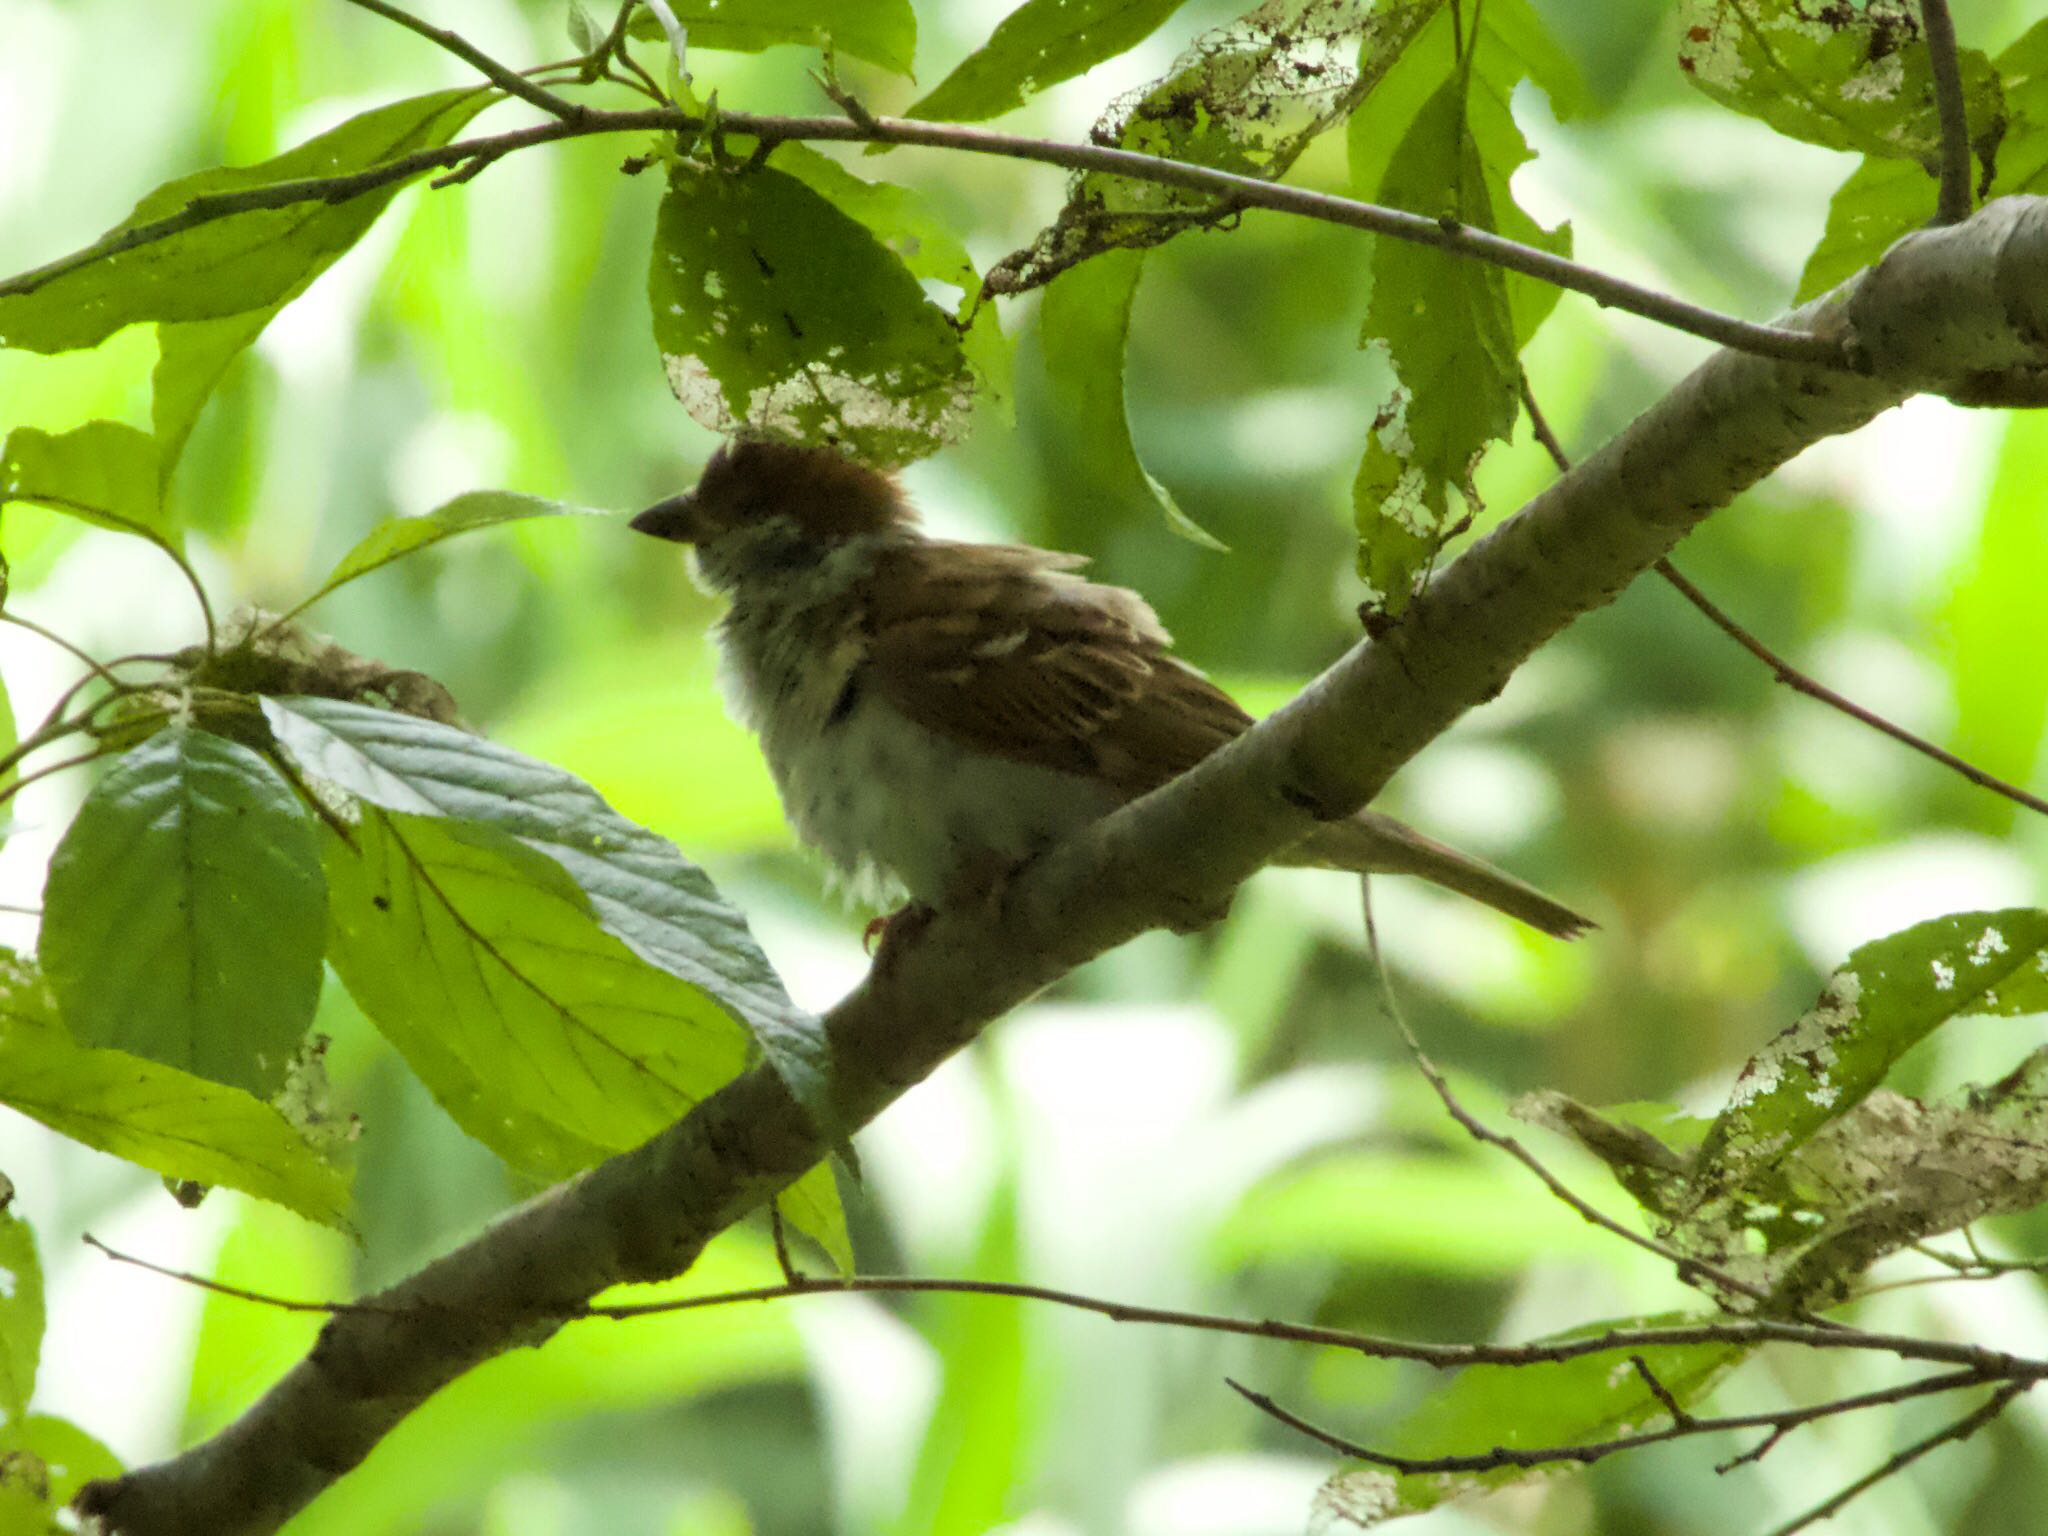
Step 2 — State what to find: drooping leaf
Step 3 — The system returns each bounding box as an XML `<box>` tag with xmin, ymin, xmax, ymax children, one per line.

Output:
<box><xmin>289</xmin><ymin>490</ymin><xmax>610</xmax><ymax>616</ymax></box>
<box><xmin>628</xmin><ymin>0</ymin><xmax>917</xmax><ymax>76</ymax></box>
<box><xmin>906</xmin><ymin>0</ymin><xmax>1198</xmax><ymax>123</ymax></box>
<box><xmin>768</xmin><ymin>143</ymin><xmax>1013</xmax><ymax>420</ymax></box>
<box><xmin>650</xmin><ymin>162</ymin><xmax>975</xmax><ymax>465</ymax></box>
<box><xmin>1691</xmin><ymin>909</ymin><xmax>2048</xmax><ymax>1199</ymax></box>
<box><xmin>1678</xmin><ymin>0</ymin><xmax>2002</xmax><ymax>165</ymax></box>
<box><xmin>39</xmin><ymin>726</ymin><xmax>327</xmax><ymax>1095</ymax></box>
<box><xmin>0</xmin><ymin>91</ymin><xmax>494</xmax><ymax>356</ymax></box>
<box><xmin>0</xmin><ymin>1212</ymin><xmax>41</xmax><ymax>1429</ymax></box>
<box><xmin>260</xmin><ymin>696</ymin><xmax>829</xmax><ymax>1127</ymax></box>
<box><xmin>321</xmin><ymin>807</ymin><xmax>851</xmax><ymax>1266</ymax></box>
<box><xmin>0</xmin><ymin>421</ymin><xmax>167</xmax><ymax>544</ymax></box>
<box><xmin>150</xmin><ymin>309</ymin><xmax>273</xmax><ymax>486</ymax></box>
<box><xmin>1039</xmin><ymin>249</ymin><xmax>1224</xmax><ymax>549</ymax></box>
<box><xmin>1310</xmin><ymin>1315</ymin><xmax>1741</xmax><ymax>1526</ymax></box>
<box><xmin>1797</xmin><ymin>18</ymin><xmax>2048</xmax><ymax>301</ymax></box>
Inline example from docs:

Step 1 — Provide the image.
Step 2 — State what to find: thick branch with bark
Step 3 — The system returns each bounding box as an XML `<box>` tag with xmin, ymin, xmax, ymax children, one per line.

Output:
<box><xmin>75</xmin><ymin>199</ymin><xmax>2048</xmax><ymax>1536</ymax></box>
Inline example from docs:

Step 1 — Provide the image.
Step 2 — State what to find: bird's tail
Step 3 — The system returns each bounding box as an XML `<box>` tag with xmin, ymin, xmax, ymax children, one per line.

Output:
<box><xmin>1289</xmin><ymin>810</ymin><xmax>1593</xmax><ymax>940</ymax></box>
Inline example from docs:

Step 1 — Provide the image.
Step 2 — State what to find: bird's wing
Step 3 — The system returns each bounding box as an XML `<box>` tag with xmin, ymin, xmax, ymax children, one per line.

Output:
<box><xmin>862</xmin><ymin>541</ymin><xmax>1251</xmax><ymax>795</ymax></box>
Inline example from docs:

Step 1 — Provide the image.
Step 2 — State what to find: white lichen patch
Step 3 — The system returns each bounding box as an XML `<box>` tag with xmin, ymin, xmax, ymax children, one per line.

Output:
<box><xmin>1932</xmin><ymin>958</ymin><xmax>1956</xmax><ymax>991</ymax></box>
<box><xmin>1970</xmin><ymin>926</ymin><xmax>2009</xmax><ymax>964</ymax></box>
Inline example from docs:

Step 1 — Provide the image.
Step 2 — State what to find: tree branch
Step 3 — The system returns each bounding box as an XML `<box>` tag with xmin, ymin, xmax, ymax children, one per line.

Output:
<box><xmin>75</xmin><ymin>197</ymin><xmax>2048</xmax><ymax>1536</ymax></box>
<box><xmin>0</xmin><ymin>106</ymin><xmax>1846</xmax><ymax>369</ymax></box>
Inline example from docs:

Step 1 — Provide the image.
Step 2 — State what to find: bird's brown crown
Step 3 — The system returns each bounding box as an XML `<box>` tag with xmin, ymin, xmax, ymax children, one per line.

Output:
<box><xmin>634</xmin><ymin>438</ymin><xmax>914</xmax><ymax>547</ymax></box>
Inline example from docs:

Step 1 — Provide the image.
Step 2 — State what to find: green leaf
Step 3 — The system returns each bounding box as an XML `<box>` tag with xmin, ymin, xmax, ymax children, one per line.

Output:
<box><xmin>289</xmin><ymin>490</ymin><xmax>610</xmax><ymax>616</ymax></box>
<box><xmin>323</xmin><ymin>808</ymin><xmax>755</xmax><ymax>1153</ymax></box>
<box><xmin>0</xmin><ymin>421</ymin><xmax>167</xmax><ymax>544</ymax></box>
<box><xmin>0</xmin><ymin>1212</ymin><xmax>41</xmax><ymax>1429</ymax></box>
<box><xmin>628</xmin><ymin>0</ymin><xmax>917</xmax><ymax>75</ymax></box>
<box><xmin>0</xmin><ymin>90</ymin><xmax>494</xmax><ymax>356</ymax></box>
<box><xmin>0</xmin><ymin>1414</ymin><xmax>122</xmax><ymax>1522</ymax></box>
<box><xmin>1039</xmin><ymin>249</ymin><xmax>1224</xmax><ymax>550</ymax></box>
<box><xmin>39</xmin><ymin>727</ymin><xmax>327</xmax><ymax>1095</ymax></box>
<box><xmin>761</xmin><ymin>144</ymin><xmax>1013</xmax><ymax>421</ymax></box>
<box><xmin>150</xmin><ymin>310</ymin><xmax>272</xmax><ymax>488</ymax></box>
<box><xmin>0</xmin><ymin>951</ymin><xmax>350</xmax><ymax>1225</ymax></box>
<box><xmin>1692</xmin><ymin>909</ymin><xmax>2048</xmax><ymax>1199</ymax></box>
<box><xmin>906</xmin><ymin>0</ymin><xmax>1197</xmax><ymax>123</ymax></box>
<box><xmin>1678</xmin><ymin>0</ymin><xmax>2002</xmax><ymax>164</ymax></box>
<box><xmin>1313</xmin><ymin>1314</ymin><xmax>1740</xmax><ymax>1523</ymax></box>
<box><xmin>259</xmin><ymin>697</ymin><xmax>830</xmax><ymax>1130</ymax></box>
<box><xmin>650</xmin><ymin>163</ymin><xmax>975</xmax><ymax>465</ymax></box>
<box><xmin>1796</xmin><ymin>18</ymin><xmax>2048</xmax><ymax>301</ymax></box>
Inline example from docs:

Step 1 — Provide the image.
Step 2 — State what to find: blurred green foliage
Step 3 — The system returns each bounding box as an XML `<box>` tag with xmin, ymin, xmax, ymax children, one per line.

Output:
<box><xmin>1</xmin><ymin>0</ymin><xmax>2047</xmax><ymax>1532</ymax></box>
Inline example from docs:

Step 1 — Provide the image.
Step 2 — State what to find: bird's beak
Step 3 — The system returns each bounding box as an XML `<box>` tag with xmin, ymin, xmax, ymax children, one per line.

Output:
<box><xmin>629</xmin><ymin>492</ymin><xmax>700</xmax><ymax>543</ymax></box>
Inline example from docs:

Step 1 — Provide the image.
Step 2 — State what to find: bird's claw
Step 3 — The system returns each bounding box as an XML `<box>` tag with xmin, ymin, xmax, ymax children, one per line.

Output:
<box><xmin>864</xmin><ymin>902</ymin><xmax>937</xmax><ymax>965</ymax></box>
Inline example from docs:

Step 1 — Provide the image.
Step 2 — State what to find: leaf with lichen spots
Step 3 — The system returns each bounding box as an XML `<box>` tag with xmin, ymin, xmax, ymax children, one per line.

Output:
<box><xmin>650</xmin><ymin>163</ymin><xmax>974</xmax><ymax>466</ymax></box>
<box><xmin>990</xmin><ymin>0</ymin><xmax>1438</xmax><ymax>294</ymax></box>
<box><xmin>1690</xmin><ymin>909</ymin><xmax>2048</xmax><ymax>1203</ymax></box>
<box><xmin>1678</xmin><ymin>0</ymin><xmax>2003</xmax><ymax>165</ymax></box>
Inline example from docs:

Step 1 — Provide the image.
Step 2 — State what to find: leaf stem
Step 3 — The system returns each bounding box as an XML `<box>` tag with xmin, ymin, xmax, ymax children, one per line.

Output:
<box><xmin>1920</xmin><ymin>0</ymin><xmax>1974</xmax><ymax>226</ymax></box>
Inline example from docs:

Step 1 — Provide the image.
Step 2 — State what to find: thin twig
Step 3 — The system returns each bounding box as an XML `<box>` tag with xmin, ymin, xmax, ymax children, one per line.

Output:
<box><xmin>1226</xmin><ymin>1366</ymin><xmax>2005</xmax><ymax>1477</ymax></box>
<box><xmin>83</xmin><ymin>1233</ymin><xmax>2039</xmax><ymax>1377</ymax></box>
<box><xmin>769</xmin><ymin>1203</ymin><xmax>801</xmax><ymax>1285</ymax></box>
<box><xmin>0</xmin><ymin>108</ymin><xmax>1851</xmax><ymax>370</ymax></box>
<box><xmin>1518</xmin><ymin>378</ymin><xmax>2048</xmax><ymax>821</ymax></box>
<box><xmin>0</xmin><ymin>613</ymin><xmax>124</xmax><ymax>689</ymax></box>
<box><xmin>1763</xmin><ymin>1380</ymin><xmax>2028</xmax><ymax>1536</ymax></box>
<box><xmin>1358</xmin><ymin>882</ymin><xmax>1776</xmax><ymax>1308</ymax></box>
<box><xmin>1919</xmin><ymin>0</ymin><xmax>1974</xmax><ymax>226</ymax></box>
<box><xmin>338</xmin><ymin>0</ymin><xmax>589</xmax><ymax>122</ymax></box>
<box><xmin>1631</xmin><ymin>1354</ymin><xmax>1695</xmax><ymax>1427</ymax></box>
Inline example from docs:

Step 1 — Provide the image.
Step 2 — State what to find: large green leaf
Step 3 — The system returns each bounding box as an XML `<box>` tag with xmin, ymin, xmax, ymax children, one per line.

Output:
<box><xmin>1679</xmin><ymin>0</ymin><xmax>2002</xmax><ymax>165</ymax></box>
<box><xmin>260</xmin><ymin>697</ymin><xmax>827</xmax><ymax>1124</ymax></box>
<box><xmin>766</xmin><ymin>144</ymin><xmax>1013</xmax><ymax>420</ymax></box>
<box><xmin>650</xmin><ymin>163</ymin><xmax>975</xmax><ymax>465</ymax></box>
<box><xmin>289</xmin><ymin>490</ymin><xmax>610</xmax><ymax>617</ymax></box>
<box><xmin>1797</xmin><ymin>18</ymin><xmax>2048</xmax><ymax>301</ymax></box>
<box><xmin>0</xmin><ymin>421</ymin><xmax>167</xmax><ymax>544</ymax></box>
<box><xmin>0</xmin><ymin>951</ymin><xmax>350</xmax><ymax>1225</ymax></box>
<box><xmin>1039</xmin><ymin>250</ymin><xmax>1223</xmax><ymax>549</ymax></box>
<box><xmin>321</xmin><ymin>807</ymin><xmax>850</xmax><ymax>1267</ymax></box>
<box><xmin>629</xmin><ymin>0</ymin><xmax>916</xmax><ymax>75</ymax></box>
<box><xmin>1310</xmin><ymin>1315</ymin><xmax>1740</xmax><ymax>1524</ymax></box>
<box><xmin>38</xmin><ymin>726</ymin><xmax>327</xmax><ymax>1094</ymax></box>
<box><xmin>0</xmin><ymin>1212</ymin><xmax>41</xmax><ymax>1430</ymax></box>
<box><xmin>906</xmin><ymin>0</ymin><xmax>1197</xmax><ymax>123</ymax></box>
<box><xmin>0</xmin><ymin>90</ymin><xmax>494</xmax><ymax>356</ymax></box>
<box><xmin>1691</xmin><ymin>909</ymin><xmax>2048</xmax><ymax>1200</ymax></box>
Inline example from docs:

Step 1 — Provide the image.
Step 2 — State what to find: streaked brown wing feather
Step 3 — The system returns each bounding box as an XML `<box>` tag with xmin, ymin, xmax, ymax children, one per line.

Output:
<box><xmin>864</xmin><ymin>542</ymin><xmax>1251</xmax><ymax>795</ymax></box>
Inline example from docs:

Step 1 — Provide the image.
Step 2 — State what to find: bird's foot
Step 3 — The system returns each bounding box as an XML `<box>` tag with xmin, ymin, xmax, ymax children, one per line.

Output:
<box><xmin>864</xmin><ymin>902</ymin><xmax>937</xmax><ymax>966</ymax></box>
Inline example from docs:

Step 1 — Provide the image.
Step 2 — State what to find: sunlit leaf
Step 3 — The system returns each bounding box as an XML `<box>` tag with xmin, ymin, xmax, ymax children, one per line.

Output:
<box><xmin>1040</xmin><ymin>250</ymin><xmax>1224</xmax><ymax>549</ymax></box>
<box><xmin>650</xmin><ymin>163</ymin><xmax>974</xmax><ymax>465</ymax></box>
<box><xmin>1311</xmin><ymin>1315</ymin><xmax>1740</xmax><ymax>1525</ymax></box>
<box><xmin>0</xmin><ymin>1414</ymin><xmax>122</xmax><ymax>1525</ymax></box>
<box><xmin>260</xmin><ymin>697</ymin><xmax>829</xmax><ymax>1129</ymax></box>
<box><xmin>150</xmin><ymin>310</ymin><xmax>272</xmax><ymax>486</ymax></box>
<box><xmin>1679</xmin><ymin>0</ymin><xmax>2002</xmax><ymax>163</ymax></box>
<box><xmin>39</xmin><ymin>727</ymin><xmax>326</xmax><ymax>1095</ymax></box>
<box><xmin>1692</xmin><ymin>908</ymin><xmax>2048</xmax><ymax>1198</ymax></box>
<box><xmin>628</xmin><ymin>0</ymin><xmax>916</xmax><ymax>76</ymax></box>
<box><xmin>291</xmin><ymin>490</ymin><xmax>609</xmax><ymax>615</ymax></box>
<box><xmin>1797</xmin><ymin>17</ymin><xmax>2048</xmax><ymax>300</ymax></box>
<box><xmin>0</xmin><ymin>421</ymin><xmax>167</xmax><ymax>544</ymax></box>
<box><xmin>0</xmin><ymin>1212</ymin><xmax>40</xmax><ymax>1428</ymax></box>
<box><xmin>906</xmin><ymin>0</ymin><xmax>1197</xmax><ymax>122</ymax></box>
<box><xmin>769</xmin><ymin>143</ymin><xmax>1013</xmax><ymax>421</ymax></box>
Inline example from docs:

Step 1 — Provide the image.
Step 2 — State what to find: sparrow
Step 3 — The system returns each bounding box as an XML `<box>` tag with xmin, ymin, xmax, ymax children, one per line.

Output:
<box><xmin>631</xmin><ymin>439</ymin><xmax>1589</xmax><ymax>939</ymax></box>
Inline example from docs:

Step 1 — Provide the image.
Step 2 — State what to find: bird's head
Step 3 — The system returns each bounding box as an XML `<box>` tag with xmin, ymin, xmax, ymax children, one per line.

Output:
<box><xmin>631</xmin><ymin>438</ymin><xmax>914</xmax><ymax>589</ymax></box>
